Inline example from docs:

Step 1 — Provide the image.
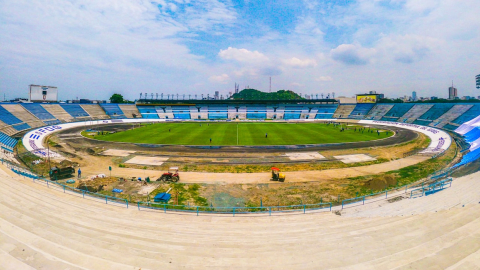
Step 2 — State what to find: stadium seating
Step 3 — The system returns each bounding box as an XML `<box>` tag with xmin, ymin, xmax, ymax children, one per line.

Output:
<box><xmin>118</xmin><ymin>105</ymin><xmax>141</xmax><ymax>119</ymax></box>
<box><xmin>21</xmin><ymin>103</ymin><xmax>56</xmax><ymax>121</ymax></box>
<box><xmin>397</xmin><ymin>104</ymin><xmax>433</xmax><ymax>123</ymax></box>
<box><xmin>412</xmin><ymin>104</ymin><xmax>454</xmax><ymax>126</ymax></box>
<box><xmin>42</xmin><ymin>104</ymin><xmax>74</xmax><ymax>122</ymax></box>
<box><xmin>208</xmin><ymin>106</ymin><xmax>228</xmax><ymax>119</ymax></box>
<box><xmin>348</xmin><ymin>104</ymin><xmax>375</xmax><ymax>119</ymax></box>
<box><xmin>245</xmin><ymin>105</ymin><xmax>267</xmax><ymax>119</ymax></box>
<box><xmin>170</xmin><ymin>106</ymin><xmax>191</xmax><ymax>119</ymax></box>
<box><xmin>451</xmin><ymin>104</ymin><xmax>480</xmax><ymax>125</ymax></box>
<box><xmin>314</xmin><ymin>104</ymin><xmax>339</xmax><ymax>119</ymax></box>
<box><xmin>1</xmin><ymin>104</ymin><xmax>44</xmax><ymax>129</ymax></box>
<box><xmin>364</xmin><ymin>104</ymin><xmax>394</xmax><ymax>120</ymax></box>
<box><xmin>137</xmin><ymin>106</ymin><xmax>159</xmax><ymax>119</ymax></box>
<box><xmin>0</xmin><ymin>131</ymin><xmax>17</xmax><ymax>152</ymax></box>
<box><xmin>155</xmin><ymin>106</ymin><xmax>174</xmax><ymax>119</ymax></box>
<box><xmin>431</xmin><ymin>104</ymin><xmax>473</xmax><ymax>127</ymax></box>
<box><xmin>0</xmin><ymin>125</ymin><xmax>18</xmax><ymax>136</ymax></box>
<box><xmin>332</xmin><ymin>105</ymin><xmax>356</xmax><ymax>118</ymax></box>
<box><xmin>60</xmin><ymin>104</ymin><xmax>90</xmax><ymax>118</ymax></box>
<box><xmin>443</xmin><ymin>124</ymin><xmax>460</xmax><ymax>131</ymax></box>
<box><xmin>12</xmin><ymin>123</ymin><xmax>31</xmax><ymax>131</ymax></box>
<box><xmin>283</xmin><ymin>105</ymin><xmax>302</xmax><ymax>119</ymax></box>
<box><xmin>415</xmin><ymin>104</ymin><xmax>454</xmax><ymax>121</ymax></box>
<box><xmin>100</xmin><ymin>104</ymin><xmax>125</xmax><ymax>119</ymax></box>
<box><xmin>80</xmin><ymin>105</ymin><xmax>109</xmax><ymax>119</ymax></box>
<box><xmin>0</xmin><ymin>105</ymin><xmax>23</xmax><ymax>125</ymax></box>
<box><xmin>381</xmin><ymin>103</ymin><xmax>415</xmax><ymax>121</ymax></box>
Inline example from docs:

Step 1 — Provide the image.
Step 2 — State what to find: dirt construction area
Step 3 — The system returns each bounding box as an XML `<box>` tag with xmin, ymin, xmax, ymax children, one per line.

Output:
<box><xmin>39</xmin><ymin>123</ymin><xmax>425</xmax><ymax>183</ymax></box>
<box><xmin>13</xmin><ymin>121</ymin><xmax>460</xmax><ymax>210</ymax></box>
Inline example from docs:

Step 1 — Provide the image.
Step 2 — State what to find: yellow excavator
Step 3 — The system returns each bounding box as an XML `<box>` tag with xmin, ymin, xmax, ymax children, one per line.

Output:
<box><xmin>271</xmin><ymin>167</ymin><xmax>286</xmax><ymax>182</ymax></box>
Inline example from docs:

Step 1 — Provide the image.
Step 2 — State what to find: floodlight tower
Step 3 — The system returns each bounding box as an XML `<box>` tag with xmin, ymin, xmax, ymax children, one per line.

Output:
<box><xmin>476</xmin><ymin>74</ymin><xmax>480</xmax><ymax>89</ymax></box>
<box><xmin>140</xmin><ymin>93</ymin><xmax>143</xmax><ymax>99</ymax></box>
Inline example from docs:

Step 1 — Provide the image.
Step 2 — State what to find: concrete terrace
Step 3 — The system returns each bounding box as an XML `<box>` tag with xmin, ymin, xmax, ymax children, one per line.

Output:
<box><xmin>0</xmin><ymin>163</ymin><xmax>479</xmax><ymax>269</ymax></box>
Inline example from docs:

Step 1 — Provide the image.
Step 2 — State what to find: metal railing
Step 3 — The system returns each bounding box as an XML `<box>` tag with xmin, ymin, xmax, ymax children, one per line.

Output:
<box><xmin>1</xmin><ymin>157</ymin><xmax>457</xmax><ymax>216</ymax></box>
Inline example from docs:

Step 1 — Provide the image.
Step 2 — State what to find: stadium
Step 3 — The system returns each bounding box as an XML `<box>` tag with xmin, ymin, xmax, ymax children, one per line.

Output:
<box><xmin>1</xmin><ymin>95</ymin><xmax>480</xmax><ymax>268</ymax></box>
<box><xmin>2</xmin><ymin>1</ymin><xmax>480</xmax><ymax>268</ymax></box>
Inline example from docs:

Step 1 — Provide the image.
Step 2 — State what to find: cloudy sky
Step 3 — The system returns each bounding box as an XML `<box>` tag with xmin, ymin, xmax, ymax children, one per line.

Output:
<box><xmin>1</xmin><ymin>0</ymin><xmax>479</xmax><ymax>101</ymax></box>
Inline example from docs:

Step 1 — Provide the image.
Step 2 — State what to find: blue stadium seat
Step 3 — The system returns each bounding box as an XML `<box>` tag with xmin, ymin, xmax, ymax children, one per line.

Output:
<box><xmin>246</xmin><ymin>106</ymin><xmax>267</xmax><ymax>119</ymax></box>
<box><xmin>0</xmin><ymin>105</ymin><xmax>23</xmax><ymax>125</ymax></box>
<box><xmin>100</xmin><ymin>104</ymin><xmax>125</xmax><ymax>118</ymax></box>
<box><xmin>443</xmin><ymin>124</ymin><xmax>459</xmax><ymax>131</ymax></box>
<box><xmin>348</xmin><ymin>104</ymin><xmax>375</xmax><ymax>119</ymax></box>
<box><xmin>208</xmin><ymin>106</ymin><xmax>228</xmax><ymax>119</ymax></box>
<box><xmin>451</xmin><ymin>104</ymin><xmax>480</xmax><ymax>125</ymax></box>
<box><xmin>283</xmin><ymin>106</ymin><xmax>302</xmax><ymax>120</ymax></box>
<box><xmin>172</xmin><ymin>106</ymin><xmax>191</xmax><ymax>119</ymax></box>
<box><xmin>60</xmin><ymin>104</ymin><xmax>90</xmax><ymax>118</ymax></box>
<box><xmin>314</xmin><ymin>104</ymin><xmax>338</xmax><ymax>119</ymax></box>
<box><xmin>12</xmin><ymin>123</ymin><xmax>31</xmax><ymax>131</ymax></box>
<box><xmin>21</xmin><ymin>103</ymin><xmax>56</xmax><ymax>120</ymax></box>
<box><xmin>137</xmin><ymin>106</ymin><xmax>159</xmax><ymax>119</ymax></box>
<box><xmin>416</xmin><ymin>104</ymin><xmax>454</xmax><ymax>121</ymax></box>
<box><xmin>381</xmin><ymin>104</ymin><xmax>414</xmax><ymax>120</ymax></box>
<box><xmin>0</xmin><ymin>131</ymin><xmax>17</xmax><ymax>150</ymax></box>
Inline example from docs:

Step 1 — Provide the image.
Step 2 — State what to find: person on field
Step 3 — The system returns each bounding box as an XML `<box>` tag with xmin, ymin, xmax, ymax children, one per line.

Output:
<box><xmin>77</xmin><ymin>168</ymin><xmax>81</xmax><ymax>179</ymax></box>
<box><xmin>210</xmin><ymin>138</ymin><xmax>212</xmax><ymax>143</ymax></box>
<box><xmin>265</xmin><ymin>133</ymin><xmax>268</xmax><ymax>138</ymax></box>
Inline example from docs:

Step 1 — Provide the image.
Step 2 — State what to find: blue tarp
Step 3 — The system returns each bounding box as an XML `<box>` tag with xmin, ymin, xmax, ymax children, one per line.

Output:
<box><xmin>112</xmin><ymin>188</ymin><xmax>123</xmax><ymax>193</ymax></box>
<box><xmin>154</xmin><ymin>193</ymin><xmax>171</xmax><ymax>202</ymax></box>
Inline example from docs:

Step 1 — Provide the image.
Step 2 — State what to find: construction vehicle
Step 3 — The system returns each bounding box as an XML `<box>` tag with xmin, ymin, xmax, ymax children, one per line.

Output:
<box><xmin>49</xmin><ymin>166</ymin><xmax>75</xmax><ymax>180</ymax></box>
<box><xmin>270</xmin><ymin>167</ymin><xmax>285</xmax><ymax>182</ymax></box>
<box><xmin>157</xmin><ymin>167</ymin><xmax>180</xmax><ymax>182</ymax></box>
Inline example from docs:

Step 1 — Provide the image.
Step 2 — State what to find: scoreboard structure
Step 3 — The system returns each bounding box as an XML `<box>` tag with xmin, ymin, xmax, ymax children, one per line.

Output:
<box><xmin>29</xmin><ymin>85</ymin><xmax>58</xmax><ymax>102</ymax></box>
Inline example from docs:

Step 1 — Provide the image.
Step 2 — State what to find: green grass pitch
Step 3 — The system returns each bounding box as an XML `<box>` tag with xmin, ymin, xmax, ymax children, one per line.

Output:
<box><xmin>89</xmin><ymin>122</ymin><xmax>393</xmax><ymax>146</ymax></box>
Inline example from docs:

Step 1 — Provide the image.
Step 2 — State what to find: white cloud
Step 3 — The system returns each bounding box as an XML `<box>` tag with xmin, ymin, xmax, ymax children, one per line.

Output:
<box><xmin>283</xmin><ymin>57</ymin><xmax>317</xmax><ymax>68</ymax></box>
<box><xmin>209</xmin><ymin>74</ymin><xmax>230</xmax><ymax>84</ymax></box>
<box><xmin>316</xmin><ymin>76</ymin><xmax>333</xmax><ymax>82</ymax></box>
<box><xmin>330</xmin><ymin>44</ymin><xmax>376</xmax><ymax>65</ymax></box>
<box><xmin>218</xmin><ymin>47</ymin><xmax>269</xmax><ymax>63</ymax></box>
<box><xmin>376</xmin><ymin>34</ymin><xmax>440</xmax><ymax>64</ymax></box>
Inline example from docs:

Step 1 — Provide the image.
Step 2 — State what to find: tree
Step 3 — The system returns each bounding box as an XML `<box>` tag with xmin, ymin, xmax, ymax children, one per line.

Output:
<box><xmin>109</xmin><ymin>93</ymin><xmax>124</xmax><ymax>103</ymax></box>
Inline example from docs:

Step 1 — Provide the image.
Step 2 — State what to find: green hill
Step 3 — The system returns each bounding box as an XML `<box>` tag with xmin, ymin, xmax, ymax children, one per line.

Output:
<box><xmin>231</xmin><ymin>89</ymin><xmax>303</xmax><ymax>100</ymax></box>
